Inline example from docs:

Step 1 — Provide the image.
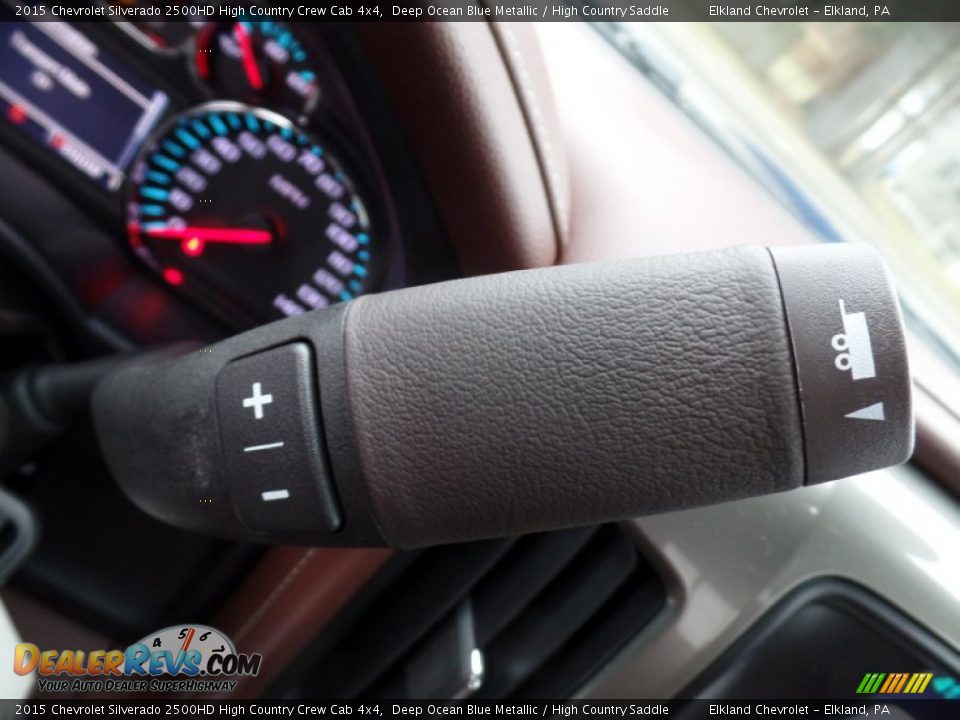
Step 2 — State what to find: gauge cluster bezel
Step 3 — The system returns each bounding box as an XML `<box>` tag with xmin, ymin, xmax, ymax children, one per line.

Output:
<box><xmin>0</xmin><ymin>15</ymin><xmax>453</xmax><ymax>341</ymax></box>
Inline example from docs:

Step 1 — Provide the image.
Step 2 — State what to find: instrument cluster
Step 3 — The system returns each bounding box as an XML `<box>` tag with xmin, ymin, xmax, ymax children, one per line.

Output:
<box><xmin>0</xmin><ymin>7</ymin><xmax>423</xmax><ymax>331</ymax></box>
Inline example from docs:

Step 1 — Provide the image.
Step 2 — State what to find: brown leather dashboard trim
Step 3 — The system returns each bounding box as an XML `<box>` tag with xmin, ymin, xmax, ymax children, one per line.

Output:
<box><xmin>913</xmin><ymin>385</ymin><xmax>960</xmax><ymax>498</ymax></box>
<box><xmin>489</xmin><ymin>21</ymin><xmax>571</xmax><ymax>248</ymax></box>
<box><xmin>352</xmin><ymin>21</ymin><xmax>565</xmax><ymax>274</ymax></box>
<box><xmin>208</xmin><ymin>547</ymin><xmax>394</xmax><ymax>698</ymax></box>
<box><xmin>535</xmin><ymin>23</ymin><xmax>815</xmax><ymax>265</ymax></box>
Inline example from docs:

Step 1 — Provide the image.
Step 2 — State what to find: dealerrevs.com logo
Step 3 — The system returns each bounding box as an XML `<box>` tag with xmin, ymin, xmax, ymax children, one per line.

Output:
<box><xmin>14</xmin><ymin>624</ymin><xmax>262</xmax><ymax>694</ymax></box>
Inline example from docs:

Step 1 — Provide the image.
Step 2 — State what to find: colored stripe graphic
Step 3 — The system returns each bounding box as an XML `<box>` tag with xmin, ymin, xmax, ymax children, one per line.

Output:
<box><xmin>905</xmin><ymin>673</ymin><xmax>932</xmax><ymax>694</ymax></box>
<box><xmin>893</xmin><ymin>673</ymin><xmax>910</xmax><ymax>693</ymax></box>
<box><xmin>868</xmin><ymin>674</ymin><xmax>886</xmax><ymax>693</ymax></box>
<box><xmin>858</xmin><ymin>672</ymin><xmax>933</xmax><ymax>694</ymax></box>
<box><xmin>856</xmin><ymin>673</ymin><xmax>886</xmax><ymax>694</ymax></box>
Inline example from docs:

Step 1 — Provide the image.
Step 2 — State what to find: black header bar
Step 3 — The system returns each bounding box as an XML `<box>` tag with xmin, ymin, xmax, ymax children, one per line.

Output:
<box><xmin>8</xmin><ymin>0</ymin><xmax>960</xmax><ymax>23</ymax></box>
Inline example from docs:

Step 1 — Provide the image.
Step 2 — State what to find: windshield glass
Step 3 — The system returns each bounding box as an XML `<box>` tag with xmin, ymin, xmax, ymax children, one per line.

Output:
<box><xmin>604</xmin><ymin>21</ymin><xmax>960</xmax><ymax>374</ymax></box>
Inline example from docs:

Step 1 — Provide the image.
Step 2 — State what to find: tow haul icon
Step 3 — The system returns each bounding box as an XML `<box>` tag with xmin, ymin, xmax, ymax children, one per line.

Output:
<box><xmin>832</xmin><ymin>299</ymin><xmax>876</xmax><ymax>381</ymax></box>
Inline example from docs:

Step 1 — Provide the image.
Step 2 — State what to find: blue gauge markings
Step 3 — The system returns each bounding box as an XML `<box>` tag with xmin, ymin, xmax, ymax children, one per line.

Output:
<box><xmin>175</xmin><ymin>128</ymin><xmax>199</xmax><ymax>149</ymax></box>
<box><xmin>209</xmin><ymin>115</ymin><xmax>229</xmax><ymax>136</ymax></box>
<box><xmin>140</xmin><ymin>186</ymin><xmax>169</xmax><ymax>202</ymax></box>
<box><xmin>162</xmin><ymin>140</ymin><xmax>186</xmax><ymax>158</ymax></box>
<box><xmin>152</xmin><ymin>155</ymin><xmax>180</xmax><ymax>172</ymax></box>
<box><xmin>191</xmin><ymin>120</ymin><xmax>211</xmax><ymax>139</ymax></box>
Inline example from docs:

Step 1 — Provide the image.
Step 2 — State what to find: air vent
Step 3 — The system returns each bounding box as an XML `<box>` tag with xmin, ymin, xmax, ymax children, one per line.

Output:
<box><xmin>280</xmin><ymin>524</ymin><xmax>665</xmax><ymax>699</ymax></box>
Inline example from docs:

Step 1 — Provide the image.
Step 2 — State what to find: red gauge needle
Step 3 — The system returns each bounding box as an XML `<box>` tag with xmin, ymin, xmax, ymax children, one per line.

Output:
<box><xmin>143</xmin><ymin>226</ymin><xmax>273</xmax><ymax>245</ymax></box>
<box><xmin>233</xmin><ymin>23</ymin><xmax>264</xmax><ymax>91</ymax></box>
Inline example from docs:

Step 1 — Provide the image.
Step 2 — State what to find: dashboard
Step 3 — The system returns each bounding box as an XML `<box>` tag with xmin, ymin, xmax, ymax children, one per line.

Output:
<box><xmin>0</xmin><ymin>7</ymin><xmax>455</xmax><ymax>344</ymax></box>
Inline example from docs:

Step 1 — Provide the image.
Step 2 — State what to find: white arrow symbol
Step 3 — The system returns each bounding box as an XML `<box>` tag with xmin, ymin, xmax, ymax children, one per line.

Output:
<box><xmin>845</xmin><ymin>402</ymin><xmax>885</xmax><ymax>421</ymax></box>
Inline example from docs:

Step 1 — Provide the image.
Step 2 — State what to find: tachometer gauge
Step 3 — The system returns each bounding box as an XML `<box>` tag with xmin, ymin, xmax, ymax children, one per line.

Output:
<box><xmin>195</xmin><ymin>21</ymin><xmax>320</xmax><ymax>115</ymax></box>
<box><xmin>127</xmin><ymin>103</ymin><xmax>379</xmax><ymax>324</ymax></box>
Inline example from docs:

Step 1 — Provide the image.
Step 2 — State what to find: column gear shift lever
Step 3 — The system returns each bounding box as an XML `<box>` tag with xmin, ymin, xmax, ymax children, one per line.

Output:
<box><xmin>92</xmin><ymin>245</ymin><xmax>913</xmax><ymax>548</ymax></box>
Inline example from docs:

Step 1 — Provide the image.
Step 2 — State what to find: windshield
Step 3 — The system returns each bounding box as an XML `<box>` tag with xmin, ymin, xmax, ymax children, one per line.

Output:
<box><xmin>603</xmin><ymin>21</ymin><xmax>960</xmax><ymax>381</ymax></box>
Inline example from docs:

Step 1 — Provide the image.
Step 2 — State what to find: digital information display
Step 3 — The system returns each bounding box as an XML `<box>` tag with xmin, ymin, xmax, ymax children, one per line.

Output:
<box><xmin>0</xmin><ymin>20</ymin><xmax>169</xmax><ymax>191</ymax></box>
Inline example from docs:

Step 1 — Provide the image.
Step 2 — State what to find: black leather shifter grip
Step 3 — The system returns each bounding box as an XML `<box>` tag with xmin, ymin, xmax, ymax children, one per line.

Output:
<box><xmin>93</xmin><ymin>245</ymin><xmax>913</xmax><ymax>547</ymax></box>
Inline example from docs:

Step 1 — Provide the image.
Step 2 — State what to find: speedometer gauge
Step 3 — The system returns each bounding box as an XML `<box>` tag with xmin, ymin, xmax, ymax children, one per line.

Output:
<box><xmin>127</xmin><ymin>103</ymin><xmax>379</xmax><ymax>324</ymax></box>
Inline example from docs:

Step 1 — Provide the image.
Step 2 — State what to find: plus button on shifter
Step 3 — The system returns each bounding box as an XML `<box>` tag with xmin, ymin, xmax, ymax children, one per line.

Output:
<box><xmin>242</xmin><ymin>382</ymin><xmax>273</xmax><ymax>419</ymax></box>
